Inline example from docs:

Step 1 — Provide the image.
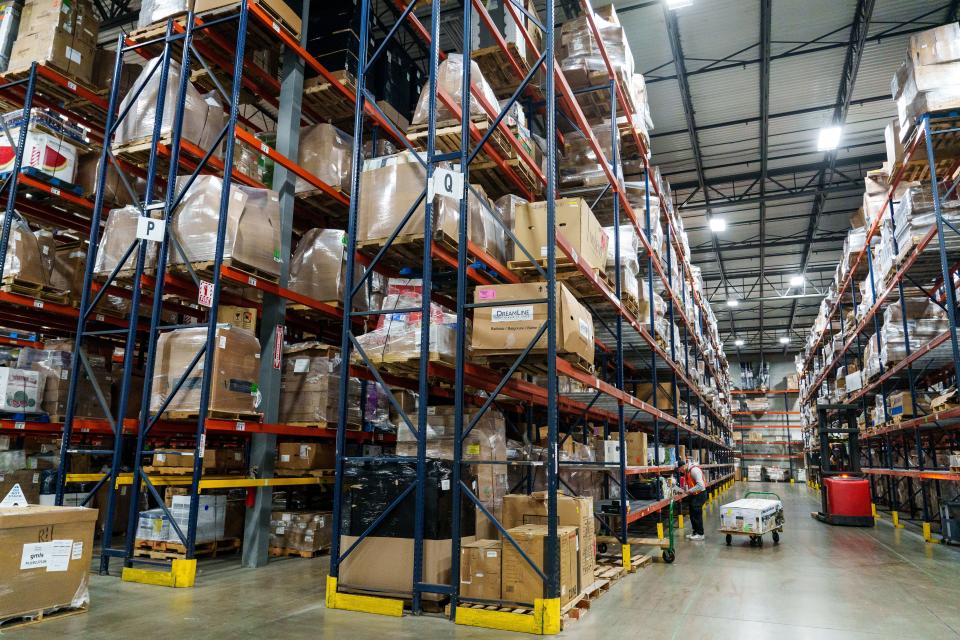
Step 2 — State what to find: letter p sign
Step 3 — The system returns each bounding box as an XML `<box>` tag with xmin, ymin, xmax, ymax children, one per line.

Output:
<box><xmin>136</xmin><ymin>216</ymin><xmax>166</xmax><ymax>242</ymax></box>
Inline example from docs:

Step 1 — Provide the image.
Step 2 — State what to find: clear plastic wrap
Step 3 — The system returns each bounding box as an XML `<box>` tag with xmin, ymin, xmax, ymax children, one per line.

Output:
<box><xmin>289</xmin><ymin>228</ymin><xmax>372</xmax><ymax>311</ymax></box>
<box><xmin>18</xmin><ymin>346</ymin><xmax>111</xmax><ymax>418</ymax></box>
<box><xmin>168</xmin><ymin>176</ymin><xmax>281</xmax><ymax>277</ymax></box>
<box><xmin>94</xmin><ymin>206</ymin><xmax>158</xmax><ymax>276</ymax></box>
<box><xmin>74</xmin><ymin>154</ymin><xmax>143</xmax><ymax>206</ymax></box>
<box><xmin>0</xmin><ymin>212</ymin><xmax>46</xmax><ymax>285</ymax></box>
<box><xmin>151</xmin><ymin>325</ymin><xmax>261</xmax><ymax>415</ymax></box>
<box><xmin>114</xmin><ymin>59</ymin><xmax>211</xmax><ymax>148</ymax></box>
<box><xmin>603</xmin><ymin>224</ymin><xmax>640</xmax><ymax>274</ymax></box>
<box><xmin>136</xmin><ymin>0</ymin><xmax>187</xmax><ymax>29</ymax></box>
<box><xmin>296</xmin><ymin>124</ymin><xmax>353</xmax><ymax>194</ymax></box>
<box><xmin>411</xmin><ymin>53</ymin><xmax>501</xmax><ymax>125</ymax></box>
<box><xmin>494</xmin><ymin>193</ymin><xmax>526</xmax><ymax>260</ymax></box>
<box><xmin>559</xmin><ymin>121</ymin><xmax>618</xmax><ymax>188</ymax></box>
<box><xmin>558</xmin><ymin>11</ymin><xmax>634</xmax><ymax>89</ymax></box>
<box><xmin>358</xmin><ymin>153</ymin><xmax>507</xmax><ymax>263</ymax></box>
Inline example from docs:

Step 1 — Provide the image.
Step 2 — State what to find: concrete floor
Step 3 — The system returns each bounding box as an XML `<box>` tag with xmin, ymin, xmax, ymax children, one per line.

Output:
<box><xmin>17</xmin><ymin>482</ymin><xmax>960</xmax><ymax>639</ymax></box>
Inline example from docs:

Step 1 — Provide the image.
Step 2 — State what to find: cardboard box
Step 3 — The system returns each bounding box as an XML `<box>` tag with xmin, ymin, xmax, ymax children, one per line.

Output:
<box><xmin>513</xmin><ymin>198</ymin><xmax>608</xmax><ymax>273</ymax></box>
<box><xmin>600</xmin><ymin>439</ymin><xmax>621</xmax><ymax>463</ymax></box>
<box><xmin>888</xmin><ymin>391</ymin><xmax>914</xmax><ymax>419</ymax></box>
<box><xmin>151</xmin><ymin>325</ymin><xmax>260</xmax><ymax>416</ymax></box>
<box><xmin>8</xmin><ymin>30</ymin><xmax>96</xmax><ymax>85</ymax></box>
<box><xmin>635</xmin><ymin>382</ymin><xmax>675</xmax><ymax>411</ymax></box>
<box><xmin>194</xmin><ymin>0</ymin><xmax>301</xmax><ymax>38</ymax></box>
<box><xmin>459</xmin><ymin>539</ymin><xmax>502</xmax><ymax>601</ymax></box>
<box><xmin>0</xmin><ymin>368</ymin><xmax>42</xmax><ymax>413</ymax></box>
<box><xmin>276</xmin><ymin>442</ymin><xmax>334</xmax><ymax>471</ymax></box>
<box><xmin>270</xmin><ymin>510</ymin><xmax>332</xmax><ymax>552</ymax></box>
<box><xmin>152</xmin><ymin>448</ymin><xmax>244</xmax><ymax>472</ymax></box>
<box><xmin>908</xmin><ymin>23</ymin><xmax>960</xmax><ymax>67</ymax></box>
<box><xmin>624</xmin><ymin>432</ymin><xmax>647</xmax><ymax>466</ymax></box>
<box><xmin>501</xmin><ymin>492</ymin><xmax>594</xmax><ymax>593</ymax></box>
<box><xmin>0</xmin><ymin>469</ymin><xmax>42</xmax><ymax>504</ymax></box>
<box><xmin>0</xmin><ymin>215</ymin><xmax>48</xmax><ymax>287</ymax></box>
<box><xmin>217</xmin><ymin>306</ymin><xmax>258</xmax><ymax>332</ymax></box>
<box><xmin>0</xmin><ymin>505</ymin><xmax>97</xmax><ymax>619</ymax></box>
<box><xmin>501</xmin><ymin>525</ymin><xmax>578</xmax><ymax>605</ymax></box>
<box><xmin>339</xmin><ymin>535</ymin><xmax>466</xmax><ymax>600</ymax></box>
<box><xmin>471</xmin><ymin>282</ymin><xmax>594</xmax><ymax>365</ymax></box>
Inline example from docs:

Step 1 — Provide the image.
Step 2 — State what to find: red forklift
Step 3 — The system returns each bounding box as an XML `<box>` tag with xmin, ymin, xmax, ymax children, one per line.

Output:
<box><xmin>811</xmin><ymin>404</ymin><xmax>874</xmax><ymax>527</ymax></box>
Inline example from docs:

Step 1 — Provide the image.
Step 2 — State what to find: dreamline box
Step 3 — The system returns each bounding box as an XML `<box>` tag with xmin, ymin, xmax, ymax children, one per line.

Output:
<box><xmin>719</xmin><ymin>498</ymin><xmax>782</xmax><ymax>534</ymax></box>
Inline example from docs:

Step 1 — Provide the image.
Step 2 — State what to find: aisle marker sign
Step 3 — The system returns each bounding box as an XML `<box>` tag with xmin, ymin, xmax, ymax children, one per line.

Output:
<box><xmin>429</xmin><ymin>168</ymin><xmax>463</xmax><ymax>201</ymax></box>
<box><xmin>198</xmin><ymin>281</ymin><xmax>214</xmax><ymax>307</ymax></box>
<box><xmin>136</xmin><ymin>217</ymin><xmax>165</xmax><ymax>242</ymax></box>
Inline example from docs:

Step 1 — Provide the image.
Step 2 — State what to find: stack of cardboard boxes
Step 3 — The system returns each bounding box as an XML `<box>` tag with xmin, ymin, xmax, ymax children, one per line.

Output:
<box><xmin>8</xmin><ymin>0</ymin><xmax>99</xmax><ymax>85</ymax></box>
<box><xmin>269</xmin><ymin>511</ymin><xmax>332</xmax><ymax>554</ymax></box>
<box><xmin>892</xmin><ymin>23</ymin><xmax>960</xmax><ymax>140</ymax></box>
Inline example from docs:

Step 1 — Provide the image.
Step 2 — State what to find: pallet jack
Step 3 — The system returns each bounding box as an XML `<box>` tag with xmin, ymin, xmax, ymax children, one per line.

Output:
<box><xmin>811</xmin><ymin>404</ymin><xmax>874</xmax><ymax>526</ymax></box>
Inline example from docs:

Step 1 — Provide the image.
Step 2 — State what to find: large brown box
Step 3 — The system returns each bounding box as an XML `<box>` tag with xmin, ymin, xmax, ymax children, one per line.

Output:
<box><xmin>8</xmin><ymin>31</ymin><xmax>96</xmax><ymax>86</ymax></box>
<box><xmin>501</xmin><ymin>525</ymin><xmax>578</xmax><ymax>606</ymax></box>
<box><xmin>636</xmin><ymin>382</ymin><xmax>675</xmax><ymax>411</ymax></box>
<box><xmin>459</xmin><ymin>539</ymin><xmax>502</xmax><ymax>601</ymax></box>
<box><xmin>194</xmin><ymin>0</ymin><xmax>301</xmax><ymax>38</ymax></box>
<box><xmin>0</xmin><ymin>469</ymin><xmax>42</xmax><ymax>504</ymax></box>
<box><xmin>501</xmin><ymin>492</ymin><xmax>595</xmax><ymax>594</ymax></box>
<box><xmin>513</xmin><ymin>198</ymin><xmax>608</xmax><ymax>272</ymax></box>
<box><xmin>276</xmin><ymin>442</ymin><xmax>334</xmax><ymax>471</ymax></box>
<box><xmin>152</xmin><ymin>448</ymin><xmax>244</xmax><ymax>472</ymax></box>
<box><xmin>471</xmin><ymin>282</ymin><xmax>594</xmax><ymax>365</ymax></box>
<box><xmin>624</xmin><ymin>432</ymin><xmax>647</xmax><ymax>467</ymax></box>
<box><xmin>151</xmin><ymin>325</ymin><xmax>260</xmax><ymax>416</ymax></box>
<box><xmin>1</xmin><ymin>214</ymin><xmax>47</xmax><ymax>286</ymax></box>
<box><xmin>0</xmin><ymin>505</ymin><xmax>97</xmax><ymax>620</ymax></box>
<box><xmin>339</xmin><ymin>535</ymin><xmax>467</xmax><ymax>600</ymax></box>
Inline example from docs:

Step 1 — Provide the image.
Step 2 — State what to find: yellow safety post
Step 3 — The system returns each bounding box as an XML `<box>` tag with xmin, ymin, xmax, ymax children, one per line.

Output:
<box><xmin>622</xmin><ymin>544</ymin><xmax>633</xmax><ymax>572</ymax></box>
<box><xmin>325</xmin><ymin>576</ymin><xmax>403</xmax><ymax>617</ymax></box>
<box><xmin>923</xmin><ymin>522</ymin><xmax>932</xmax><ymax>542</ymax></box>
<box><xmin>678</xmin><ymin>514</ymin><xmax>685</xmax><ymax>529</ymax></box>
<box><xmin>656</xmin><ymin>522</ymin><xmax>664</xmax><ymax>540</ymax></box>
<box><xmin>122</xmin><ymin>558</ymin><xmax>196</xmax><ymax>588</ymax></box>
<box><xmin>790</xmin><ymin>478</ymin><xmax>794</xmax><ymax>484</ymax></box>
<box><xmin>871</xmin><ymin>503</ymin><xmax>878</xmax><ymax>518</ymax></box>
<box><xmin>892</xmin><ymin>511</ymin><xmax>902</xmax><ymax>528</ymax></box>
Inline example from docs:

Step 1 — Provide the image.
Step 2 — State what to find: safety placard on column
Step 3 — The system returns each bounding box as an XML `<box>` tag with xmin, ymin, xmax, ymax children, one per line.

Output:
<box><xmin>136</xmin><ymin>217</ymin><xmax>165</xmax><ymax>242</ymax></box>
<box><xmin>428</xmin><ymin>167</ymin><xmax>463</xmax><ymax>201</ymax></box>
<box><xmin>273</xmin><ymin>325</ymin><xmax>284</xmax><ymax>369</ymax></box>
<box><xmin>198</xmin><ymin>280</ymin><xmax>214</xmax><ymax>307</ymax></box>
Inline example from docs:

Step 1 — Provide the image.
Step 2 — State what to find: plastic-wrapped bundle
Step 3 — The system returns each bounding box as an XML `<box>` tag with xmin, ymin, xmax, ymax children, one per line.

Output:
<box><xmin>0</xmin><ymin>212</ymin><xmax>47</xmax><ymax>285</ymax></box>
<box><xmin>137</xmin><ymin>0</ymin><xmax>187</xmax><ymax>28</ymax></box>
<box><xmin>74</xmin><ymin>154</ymin><xmax>144</xmax><ymax>206</ymax></box>
<box><xmin>114</xmin><ymin>59</ymin><xmax>222</xmax><ymax>149</ymax></box>
<box><xmin>93</xmin><ymin>206</ymin><xmax>155</xmax><ymax>276</ymax></box>
<box><xmin>289</xmin><ymin>229</ymin><xmax>365</xmax><ymax>309</ymax></box>
<box><xmin>151</xmin><ymin>325</ymin><xmax>260</xmax><ymax>415</ymax></box>
<box><xmin>353</xmin><ymin>279</ymin><xmax>458</xmax><ymax>365</ymax></box>
<box><xmin>558</xmin><ymin>11</ymin><xmax>634</xmax><ymax>89</ymax></box>
<box><xmin>358</xmin><ymin>153</ymin><xmax>507</xmax><ymax>263</ymax></box>
<box><xmin>495</xmin><ymin>193</ymin><xmax>526</xmax><ymax>260</ymax></box>
<box><xmin>411</xmin><ymin>54</ymin><xmax>500</xmax><ymax>126</ymax></box>
<box><xmin>296</xmin><ymin>124</ymin><xmax>353</xmax><ymax>194</ymax></box>
<box><xmin>604</xmin><ymin>225</ymin><xmax>640</xmax><ymax>273</ymax></box>
<box><xmin>168</xmin><ymin>176</ymin><xmax>282</xmax><ymax>278</ymax></box>
<box><xmin>559</xmin><ymin>122</ymin><xmax>618</xmax><ymax>188</ymax></box>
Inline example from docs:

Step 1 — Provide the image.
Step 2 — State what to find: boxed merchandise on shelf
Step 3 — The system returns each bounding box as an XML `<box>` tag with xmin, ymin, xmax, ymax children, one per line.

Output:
<box><xmin>0</xmin><ymin>505</ymin><xmax>96</xmax><ymax>622</ymax></box>
<box><xmin>502</xmin><ymin>524</ymin><xmax>579</xmax><ymax>606</ymax></box>
<box><xmin>892</xmin><ymin>23</ymin><xmax>960</xmax><ymax>136</ymax></box>
<box><xmin>0</xmin><ymin>110</ymin><xmax>85</xmax><ymax>183</ymax></box>
<box><xmin>288</xmin><ymin>229</ymin><xmax>365</xmax><ymax>307</ymax></box>
<box><xmin>0</xmin><ymin>367</ymin><xmax>43</xmax><ymax>413</ymax></box>
<box><xmin>276</xmin><ymin>442</ymin><xmax>334</xmax><ymax>471</ymax></box>
<box><xmin>270</xmin><ymin>511</ymin><xmax>332</xmax><ymax>553</ymax></box>
<box><xmin>7</xmin><ymin>0</ymin><xmax>98</xmax><ymax>84</ymax></box>
<box><xmin>513</xmin><ymin>197</ymin><xmax>608</xmax><ymax>271</ymax></box>
<box><xmin>720</xmin><ymin>497</ymin><xmax>781</xmax><ymax>533</ymax></box>
<box><xmin>558</xmin><ymin>6</ymin><xmax>634</xmax><ymax>92</ymax></box>
<box><xmin>471</xmin><ymin>281</ymin><xmax>595</xmax><ymax>366</ymax></box>
<box><xmin>152</xmin><ymin>448</ymin><xmax>245</xmax><ymax>472</ymax></box>
<box><xmin>411</xmin><ymin>53</ymin><xmax>501</xmax><ymax>126</ymax></box>
<box><xmin>0</xmin><ymin>213</ymin><xmax>48</xmax><ymax>286</ymax></box>
<box><xmin>459</xmin><ymin>539</ymin><xmax>502</xmax><ymax>601</ymax></box>
<box><xmin>150</xmin><ymin>325</ymin><xmax>261</xmax><ymax>416</ymax></box>
<box><xmin>295</xmin><ymin>124</ymin><xmax>353</xmax><ymax>194</ymax></box>
<box><xmin>136</xmin><ymin>495</ymin><xmax>226</xmax><ymax>545</ymax></box>
<box><xmin>93</xmin><ymin>206</ymin><xmax>158</xmax><ymax>277</ymax></box>
<box><xmin>17</xmin><ymin>346</ymin><xmax>111</xmax><ymax>419</ymax></box>
<box><xmin>168</xmin><ymin>176</ymin><xmax>282</xmax><ymax>277</ymax></box>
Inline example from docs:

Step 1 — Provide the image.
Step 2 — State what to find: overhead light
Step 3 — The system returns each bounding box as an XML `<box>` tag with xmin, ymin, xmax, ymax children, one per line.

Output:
<box><xmin>666</xmin><ymin>0</ymin><xmax>693</xmax><ymax>8</ymax></box>
<box><xmin>779</xmin><ymin>336</ymin><xmax>790</xmax><ymax>344</ymax></box>
<box><xmin>734</xmin><ymin>338</ymin><xmax>744</xmax><ymax>347</ymax></box>
<box><xmin>817</xmin><ymin>126</ymin><xmax>842</xmax><ymax>151</ymax></box>
<box><xmin>708</xmin><ymin>216</ymin><xmax>727</xmax><ymax>233</ymax></box>
<box><xmin>789</xmin><ymin>275</ymin><xmax>804</xmax><ymax>287</ymax></box>
<box><xmin>726</xmin><ymin>298</ymin><xmax>739</xmax><ymax>307</ymax></box>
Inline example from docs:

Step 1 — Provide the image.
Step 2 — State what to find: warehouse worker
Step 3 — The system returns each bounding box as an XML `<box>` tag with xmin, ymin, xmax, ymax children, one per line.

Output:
<box><xmin>678</xmin><ymin>458</ymin><xmax>707</xmax><ymax>541</ymax></box>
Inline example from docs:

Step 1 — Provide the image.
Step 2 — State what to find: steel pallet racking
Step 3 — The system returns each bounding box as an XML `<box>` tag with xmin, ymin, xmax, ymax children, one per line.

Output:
<box><xmin>40</xmin><ymin>0</ymin><xmax>395</xmax><ymax>587</ymax></box>
<box><xmin>326</xmin><ymin>0</ymin><xmax>734</xmax><ymax>633</ymax></box>
<box><xmin>797</xmin><ymin>110</ymin><xmax>960</xmax><ymax>540</ymax></box>
<box><xmin>732</xmin><ymin>388</ymin><xmax>802</xmax><ymax>482</ymax></box>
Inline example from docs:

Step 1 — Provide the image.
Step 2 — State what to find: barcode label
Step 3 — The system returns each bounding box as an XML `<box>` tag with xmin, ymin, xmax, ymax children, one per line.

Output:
<box><xmin>235</xmin><ymin>422</ymin><xmax>246</xmax><ymax>431</ymax></box>
<box><xmin>272</xmin><ymin>21</ymin><xmax>280</xmax><ymax>32</ymax></box>
<box><xmin>14</xmin><ymin>422</ymin><xmax>25</xmax><ymax>430</ymax></box>
<box><xmin>67</xmin><ymin>81</ymin><xmax>77</xmax><ymax>91</ymax></box>
<box><xmin>33</xmin><ymin>300</ymin><xmax>44</xmax><ymax>309</ymax></box>
<box><xmin>247</xmin><ymin>276</ymin><xmax>257</xmax><ymax>286</ymax></box>
<box><xmin>51</xmin><ymin>188</ymin><xmax>61</xmax><ymax>196</ymax></box>
<box><xmin>260</xmin><ymin>143</ymin><xmax>270</xmax><ymax>154</ymax></box>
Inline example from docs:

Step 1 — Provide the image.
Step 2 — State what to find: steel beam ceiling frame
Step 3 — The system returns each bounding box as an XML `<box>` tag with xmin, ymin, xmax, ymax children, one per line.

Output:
<box><xmin>758</xmin><ymin>0</ymin><xmax>771</xmax><ymax>358</ymax></box>
<box><xmin>784</xmin><ymin>0</ymin><xmax>875</xmax><ymax>352</ymax></box>
<box><xmin>662</xmin><ymin>3</ymin><xmax>737</xmax><ymax>334</ymax></box>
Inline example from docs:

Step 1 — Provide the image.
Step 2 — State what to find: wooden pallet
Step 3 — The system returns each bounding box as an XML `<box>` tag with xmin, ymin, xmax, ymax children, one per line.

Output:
<box><xmin>268</xmin><ymin>546</ymin><xmax>327</xmax><ymax>559</ymax></box>
<box><xmin>1</xmin><ymin>277</ymin><xmax>70</xmax><ymax>304</ymax></box>
<box><xmin>273</xmin><ymin>468</ymin><xmax>335</xmax><ymax>478</ymax></box>
<box><xmin>471</xmin><ymin>43</ymin><xmax>541</xmax><ymax>99</ymax></box>
<box><xmin>471</xmin><ymin>157</ymin><xmax>543</xmax><ymax>199</ymax></box>
<box><xmin>372</xmin><ymin>352</ymin><xmax>458</xmax><ymax>379</ymax></box>
<box><xmin>133</xmin><ymin>537</ymin><xmax>240</xmax><ymax>559</ymax></box>
<box><xmin>478</xmin><ymin>351</ymin><xmax>595</xmax><ymax>376</ymax></box>
<box><xmin>0</xmin><ymin>605</ymin><xmax>87</xmax><ymax>631</ymax></box>
<box><xmin>168</xmin><ymin>257</ymin><xmax>281</xmax><ymax>285</ymax></box>
<box><xmin>897</xmin><ymin>115</ymin><xmax>960</xmax><ymax>183</ymax></box>
<box><xmin>357</xmin><ymin>232</ymin><xmax>452</xmax><ymax>276</ymax></box>
<box><xmin>1</xmin><ymin>64</ymin><xmax>103</xmax><ymax>122</ymax></box>
<box><xmin>507</xmin><ymin>256</ymin><xmax>614</xmax><ymax>298</ymax></box>
<box><xmin>162</xmin><ymin>409</ymin><xmax>261</xmax><ymax>422</ymax></box>
<box><xmin>303</xmin><ymin>70</ymin><xmax>357</xmax><ymax>124</ymax></box>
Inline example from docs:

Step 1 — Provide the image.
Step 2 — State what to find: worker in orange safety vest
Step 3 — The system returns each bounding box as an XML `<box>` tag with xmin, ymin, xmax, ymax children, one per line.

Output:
<box><xmin>678</xmin><ymin>458</ymin><xmax>707</xmax><ymax>541</ymax></box>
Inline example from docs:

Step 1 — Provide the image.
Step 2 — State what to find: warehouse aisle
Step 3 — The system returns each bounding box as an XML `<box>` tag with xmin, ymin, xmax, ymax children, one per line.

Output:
<box><xmin>18</xmin><ymin>482</ymin><xmax>960</xmax><ymax>640</ymax></box>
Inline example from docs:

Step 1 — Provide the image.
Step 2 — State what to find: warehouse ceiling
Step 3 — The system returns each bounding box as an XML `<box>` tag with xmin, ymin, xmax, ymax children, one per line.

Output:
<box><xmin>615</xmin><ymin>0</ymin><xmax>959</xmax><ymax>358</ymax></box>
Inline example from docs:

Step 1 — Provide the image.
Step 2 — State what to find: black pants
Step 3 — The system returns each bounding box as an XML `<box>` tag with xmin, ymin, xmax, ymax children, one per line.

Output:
<box><xmin>689</xmin><ymin>491</ymin><xmax>708</xmax><ymax>535</ymax></box>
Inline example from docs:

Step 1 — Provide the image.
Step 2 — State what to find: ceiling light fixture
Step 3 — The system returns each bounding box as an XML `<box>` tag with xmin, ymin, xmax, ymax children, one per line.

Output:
<box><xmin>666</xmin><ymin>0</ymin><xmax>693</xmax><ymax>8</ymax></box>
<box><xmin>734</xmin><ymin>339</ymin><xmax>744</xmax><ymax>347</ymax></box>
<box><xmin>789</xmin><ymin>275</ymin><xmax>804</xmax><ymax>287</ymax></box>
<box><xmin>779</xmin><ymin>336</ymin><xmax>790</xmax><ymax>344</ymax></box>
<box><xmin>726</xmin><ymin>298</ymin><xmax>739</xmax><ymax>307</ymax></box>
<box><xmin>708</xmin><ymin>216</ymin><xmax>727</xmax><ymax>233</ymax></box>
<box><xmin>817</xmin><ymin>126</ymin><xmax>842</xmax><ymax>151</ymax></box>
